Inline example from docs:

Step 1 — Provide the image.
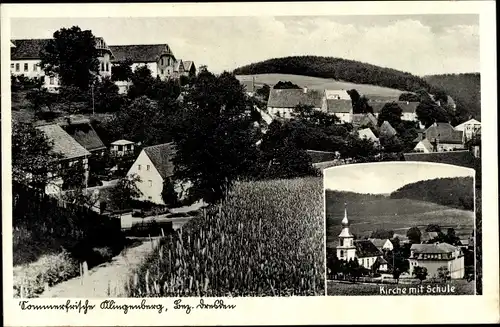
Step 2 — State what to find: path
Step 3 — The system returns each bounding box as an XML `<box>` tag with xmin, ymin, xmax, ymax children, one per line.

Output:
<box><xmin>40</xmin><ymin>237</ymin><xmax>160</xmax><ymax>298</ymax></box>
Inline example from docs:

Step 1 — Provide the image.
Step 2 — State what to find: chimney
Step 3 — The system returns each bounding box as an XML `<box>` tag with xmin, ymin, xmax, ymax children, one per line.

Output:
<box><xmin>303</xmin><ymin>87</ymin><xmax>308</xmax><ymax>94</ymax></box>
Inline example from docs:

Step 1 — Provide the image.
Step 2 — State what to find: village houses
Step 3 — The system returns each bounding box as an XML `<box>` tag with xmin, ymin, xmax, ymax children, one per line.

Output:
<box><xmin>110</xmin><ymin>139</ymin><xmax>136</xmax><ymax>157</ymax></box>
<box><xmin>413</xmin><ymin>122</ymin><xmax>465</xmax><ymax>152</ymax></box>
<box><xmin>267</xmin><ymin>87</ymin><xmax>326</xmax><ymax>118</ymax></box>
<box><xmin>409</xmin><ymin>243</ymin><xmax>465</xmax><ymax>279</ymax></box>
<box><xmin>10</xmin><ymin>37</ymin><xmax>195</xmax><ymax>93</ymax></box>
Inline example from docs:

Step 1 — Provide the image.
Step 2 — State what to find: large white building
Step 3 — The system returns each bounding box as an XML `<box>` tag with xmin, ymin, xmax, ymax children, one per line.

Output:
<box><xmin>409</xmin><ymin>243</ymin><xmax>465</xmax><ymax>279</ymax></box>
<box><xmin>10</xmin><ymin>37</ymin><xmax>195</xmax><ymax>93</ymax></box>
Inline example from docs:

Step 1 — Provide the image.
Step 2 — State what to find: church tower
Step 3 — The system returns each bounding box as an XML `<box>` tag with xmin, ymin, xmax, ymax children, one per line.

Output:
<box><xmin>336</xmin><ymin>203</ymin><xmax>357</xmax><ymax>261</ymax></box>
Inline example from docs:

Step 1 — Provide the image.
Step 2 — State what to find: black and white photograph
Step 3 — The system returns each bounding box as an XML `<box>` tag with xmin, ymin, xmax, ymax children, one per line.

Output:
<box><xmin>2</xmin><ymin>1</ymin><xmax>498</xmax><ymax>326</ymax></box>
<box><xmin>325</xmin><ymin>162</ymin><xmax>477</xmax><ymax>295</ymax></box>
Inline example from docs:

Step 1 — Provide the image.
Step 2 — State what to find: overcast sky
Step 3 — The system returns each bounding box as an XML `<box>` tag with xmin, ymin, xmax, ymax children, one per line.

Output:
<box><xmin>11</xmin><ymin>15</ymin><xmax>479</xmax><ymax>76</ymax></box>
<box><xmin>324</xmin><ymin>162</ymin><xmax>474</xmax><ymax>194</ymax></box>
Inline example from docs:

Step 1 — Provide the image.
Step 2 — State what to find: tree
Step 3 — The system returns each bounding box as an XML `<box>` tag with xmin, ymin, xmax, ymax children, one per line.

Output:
<box><xmin>437</xmin><ymin>266</ymin><xmax>451</xmax><ymax>282</ymax></box>
<box><xmin>446</xmin><ymin>228</ymin><xmax>461</xmax><ymax>246</ymax></box>
<box><xmin>407</xmin><ymin>226</ymin><xmax>422</xmax><ymax>244</ymax></box>
<box><xmin>416</xmin><ymin>99</ymin><xmax>451</xmax><ymax>128</ymax></box>
<box><xmin>111</xmin><ymin>59</ymin><xmax>133</xmax><ymax>82</ymax></box>
<box><xmin>378</xmin><ymin>102</ymin><xmax>403</xmax><ymax>127</ymax></box>
<box><xmin>434</xmin><ymin>90</ymin><xmax>448</xmax><ymax>105</ymax></box>
<box><xmin>413</xmin><ymin>266</ymin><xmax>428</xmax><ymax>284</ymax></box>
<box><xmin>347</xmin><ymin>89</ymin><xmax>373</xmax><ymax>114</ymax></box>
<box><xmin>370</xmin><ymin>229</ymin><xmax>394</xmax><ymax>239</ymax></box>
<box><xmin>255</xmin><ymin>84</ymin><xmax>270</xmax><ymax>101</ymax></box>
<box><xmin>110</xmin><ymin>174</ymin><xmax>142</xmax><ymax>210</ymax></box>
<box><xmin>12</xmin><ymin>122</ymin><xmax>62</xmax><ymax>188</ymax></box>
<box><xmin>274</xmin><ymin>81</ymin><xmax>301</xmax><ymax>89</ymax></box>
<box><xmin>426</xmin><ymin>224</ymin><xmax>441</xmax><ymax>233</ymax></box>
<box><xmin>171</xmin><ymin>70</ymin><xmax>260</xmax><ymax>204</ymax></box>
<box><xmin>392</xmin><ymin>267</ymin><xmax>402</xmax><ymax>284</ymax></box>
<box><xmin>161</xmin><ymin>178</ymin><xmax>179</xmax><ymax>207</ymax></box>
<box><xmin>399</xmin><ymin>92</ymin><xmax>420</xmax><ymax>102</ymax></box>
<box><xmin>25</xmin><ymin>88</ymin><xmax>56</xmax><ymax>113</ymax></box>
<box><xmin>127</xmin><ymin>65</ymin><xmax>156</xmax><ymax>99</ymax></box>
<box><xmin>93</xmin><ymin>77</ymin><xmax>125</xmax><ymax>113</ymax></box>
<box><xmin>40</xmin><ymin>26</ymin><xmax>99</xmax><ymax>90</ymax></box>
<box><xmin>60</xmin><ymin>161</ymin><xmax>86</xmax><ymax>190</ymax></box>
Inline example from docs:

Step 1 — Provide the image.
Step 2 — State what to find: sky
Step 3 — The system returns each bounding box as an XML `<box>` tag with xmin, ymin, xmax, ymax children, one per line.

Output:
<box><xmin>10</xmin><ymin>15</ymin><xmax>479</xmax><ymax>76</ymax></box>
<box><xmin>323</xmin><ymin>162</ymin><xmax>474</xmax><ymax>194</ymax></box>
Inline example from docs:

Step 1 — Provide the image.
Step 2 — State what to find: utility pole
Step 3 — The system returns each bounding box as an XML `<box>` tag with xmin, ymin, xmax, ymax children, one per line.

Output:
<box><xmin>91</xmin><ymin>82</ymin><xmax>95</xmax><ymax>116</ymax></box>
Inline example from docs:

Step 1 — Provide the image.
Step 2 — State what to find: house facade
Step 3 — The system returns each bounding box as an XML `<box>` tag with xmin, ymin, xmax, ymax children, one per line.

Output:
<box><xmin>11</xmin><ymin>37</ymin><xmax>113</xmax><ymax>93</ymax></box>
<box><xmin>421</xmin><ymin>122</ymin><xmax>465</xmax><ymax>151</ymax></box>
<box><xmin>409</xmin><ymin>243</ymin><xmax>465</xmax><ymax>279</ymax></box>
<box><xmin>369</xmin><ymin>238</ymin><xmax>394</xmax><ymax>252</ymax></box>
<box><xmin>110</xmin><ymin>139</ymin><xmax>135</xmax><ymax>157</ymax></box>
<box><xmin>325</xmin><ymin>89</ymin><xmax>351</xmax><ymax>100</ymax></box>
<box><xmin>454</xmin><ymin>118</ymin><xmax>481</xmax><ymax>142</ymax></box>
<box><xmin>358</xmin><ymin>128</ymin><xmax>379</xmax><ymax>144</ymax></box>
<box><xmin>127</xmin><ymin>143</ymin><xmax>183</xmax><ymax>205</ymax></box>
<box><xmin>325</xmin><ymin>99</ymin><xmax>352</xmax><ymax>123</ymax></box>
<box><xmin>267</xmin><ymin>88</ymin><xmax>326</xmax><ymax>119</ymax></box>
<box><xmin>413</xmin><ymin>138</ymin><xmax>434</xmax><ymax>153</ymax></box>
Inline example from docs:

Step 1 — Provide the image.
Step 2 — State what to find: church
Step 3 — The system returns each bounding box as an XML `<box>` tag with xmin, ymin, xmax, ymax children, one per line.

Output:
<box><xmin>336</xmin><ymin>205</ymin><xmax>388</xmax><ymax>271</ymax></box>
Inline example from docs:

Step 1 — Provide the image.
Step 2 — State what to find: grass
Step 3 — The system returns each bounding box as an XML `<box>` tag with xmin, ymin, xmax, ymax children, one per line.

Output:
<box><xmin>126</xmin><ymin>177</ymin><xmax>325</xmax><ymax>297</ymax></box>
<box><xmin>326</xmin><ymin>197</ymin><xmax>474</xmax><ymax>245</ymax></box>
<box><xmin>235</xmin><ymin>73</ymin><xmax>404</xmax><ymax>98</ymax></box>
<box><xmin>327</xmin><ymin>279</ymin><xmax>475</xmax><ymax>295</ymax></box>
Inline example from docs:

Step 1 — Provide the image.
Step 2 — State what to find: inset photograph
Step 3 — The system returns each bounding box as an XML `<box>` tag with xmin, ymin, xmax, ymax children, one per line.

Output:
<box><xmin>325</xmin><ymin>162</ymin><xmax>476</xmax><ymax>295</ymax></box>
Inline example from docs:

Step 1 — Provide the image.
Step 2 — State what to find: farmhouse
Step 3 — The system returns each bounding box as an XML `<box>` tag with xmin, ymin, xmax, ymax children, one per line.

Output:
<box><xmin>35</xmin><ymin>123</ymin><xmax>91</xmax><ymax>194</ymax></box>
<box><xmin>59</xmin><ymin>118</ymin><xmax>106</xmax><ymax>156</ymax></box>
<box><xmin>454</xmin><ymin>118</ymin><xmax>481</xmax><ymax>142</ymax></box>
<box><xmin>267</xmin><ymin>88</ymin><xmax>326</xmax><ymax>119</ymax></box>
<box><xmin>409</xmin><ymin>243</ymin><xmax>465</xmax><ymax>279</ymax></box>
<box><xmin>416</xmin><ymin>122</ymin><xmax>465</xmax><ymax>152</ymax></box>
<box><xmin>357</xmin><ymin>128</ymin><xmax>379</xmax><ymax>144</ymax></box>
<box><xmin>110</xmin><ymin>139</ymin><xmax>135</xmax><ymax>157</ymax></box>
<box><xmin>325</xmin><ymin>99</ymin><xmax>353</xmax><ymax>123</ymax></box>
<box><xmin>413</xmin><ymin>138</ymin><xmax>434</xmax><ymax>153</ymax></box>
<box><xmin>335</xmin><ymin>206</ymin><xmax>385</xmax><ymax>270</ymax></box>
<box><xmin>325</xmin><ymin>89</ymin><xmax>351</xmax><ymax>100</ymax></box>
<box><xmin>127</xmin><ymin>142</ymin><xmax>183</xmax><ymax>205</ymax></box>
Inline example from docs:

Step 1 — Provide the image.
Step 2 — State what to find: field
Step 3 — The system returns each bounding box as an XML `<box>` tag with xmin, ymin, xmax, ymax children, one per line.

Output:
<box><xmin>126</xmin><ymin>177</ymin><xmax>325</xmax><ymax>297</ymax></box>
<box><xmin>326</xmin><ymin>196</ymin><xmax>474</xmax><ymax>248</ymax></box>
<box><xmin>327</xmin><ymin>279</ymin><xmax>475</xmax><ymax>295</ymax></box>
<box><xmin>236</xmin><ymin>73</ymin><xmax>404</xmax><ymax>99</ymax></box>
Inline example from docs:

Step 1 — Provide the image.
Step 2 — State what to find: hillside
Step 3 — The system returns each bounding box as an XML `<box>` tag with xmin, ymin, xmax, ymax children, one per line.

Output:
<box><xmin>233</xmin><ymin>56</ymin><xmax>438</xmax><ymax>94</ymax></box>
<box><xmin>236</xmin><ymin>74</ymin><xmax>403</xmax><ymax>101</ymax></box>
<box><xmin>390</xmin><ymin>176</ymin><xmax>474</xmax><ymax>210</ymax></box>
<box><xmin>424</xmin><ymin>73</ymin><xmax>481</xmax><ymax>120</ymax></box>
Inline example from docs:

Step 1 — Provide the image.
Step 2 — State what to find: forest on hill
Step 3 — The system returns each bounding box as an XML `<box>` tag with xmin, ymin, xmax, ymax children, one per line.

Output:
<box><xmin>424</xmin><ymin>73</ymin><xmax>481</xmax><ymax>120</ymax></box>
<box><xmin>233</xmin><ymin>56</ymin><xmax>441</xmax><ymax>94</ymax></box>
<box><xmin>390</xmin><ymin>176</ymin><xmax>474</xmax><ymax>210</ymax></box>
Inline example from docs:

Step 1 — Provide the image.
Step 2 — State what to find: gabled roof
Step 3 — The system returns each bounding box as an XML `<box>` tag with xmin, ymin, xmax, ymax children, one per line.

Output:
<box><xmin>402</xmin><ymin>150</ymin><xmax>476</xmax><ymax>169</ymax></box>
<box><xmin>352</xmin><ymin>113</ymin><xmax>378</xmax><ymax>127</ymax></box>
<box><xmin>424</xmin><ymin>122</ymin><xmax>463</xmax><ymax>144</ymax></box>
<box><xmin>379</xmin><ymin>121</ymin><xmax>398</xmax><ymax>138</ymax></box>
<box><xmin>36</xmin><ymin>124</ymin><xmax>91</xmax><ymax>160</ymax></box>
<box><xmin>268</xmin><ymin>88</ymin><xmax>324</xmax><ymax>109</ymax></box>
<box><xmin>143</xmin><ymin>143</ymin><xmax>176</xmax><ymax>179</ymax></box>
<box><xmin>11</xmin><ymin>39</ymin><xmax>50</xmax><ymax>60</ymax></box>
<box><xmin>174</xmin><ymin>60</ymin><xmax>184</xmax><ymax>72</ymax></box>
<box><xmin>421</xmin><ymin>231</ymin><xmax>440</xmax><ymax>242</ymax></box>
<box><xmin>60</xmin><ymin>122</ymin><xmax>106</xmax><ymax>152</ymax></box>
<box><xmin>369</xmin><ymin>239</ymin><xmax>390</xmax><ymax>249</ymax></box>
<box><xmin>109</xmin><ymin>44</ymin><xmax>173</xmax><ymax>63</ymax></box>
<box><xmin>411</xmin><ymin>242</ymin><xmax>459</xmax><ymax>254</ymax></box>
<box><xmin>326</xmin><ymin>99</ymin><xmax>352</xmax><ymax>113</ymax></box>
<box><xmin>355</xmin><ymin>240</ymin><xmax>382</xmax><ymax>258</ymax></box>
<box><xmin>183</xmin><ymin>61</ymin><xmax>195</xmax><ymax>71</ymax></box>
<box><xmin>325</xmin><ymin>89</ymin><xmax>351</xmax><ymax>100</ymax></box>
<box><xmin>454</xmin><ymin>118</ymin><xmax>481</xmax><ymax>131</ymax></box>
<box><xmin>415</xmin><ymin>138</ymin><xmax>433</xmax><ymax>152</ymax></box>
<box><xmin>375</xmin><ymin>256</ymin><xmax>388</xmax><ymax>265</ymax></box>
<box><xmin>111</xmin><ymin>139</ymin><xmax>135</xmax><ymax>146</ymax></box>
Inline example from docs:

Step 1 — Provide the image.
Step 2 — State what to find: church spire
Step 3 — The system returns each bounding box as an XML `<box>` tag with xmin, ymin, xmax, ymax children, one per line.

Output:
<box><xmin>339</xmin><ymin>203</ymin><xmax>353</xmax><ymax>238</ymax></box>
<box><xmin>341</xmin><ymin>202</ymin><xmax>349</xmax><ymax>226</ymax></box>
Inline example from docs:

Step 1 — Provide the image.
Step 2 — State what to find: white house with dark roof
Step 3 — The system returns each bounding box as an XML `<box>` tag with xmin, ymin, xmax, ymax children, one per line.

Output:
<box><xmin>454</xmin><ymin>118</ymin><xmax>481</xmax><ymax>142</ymax></box>
<box><xmin>409</xmin><ymin>243</ymin><xmax>465</xmax><ymax>279</ymax></box>
<box><xmin>357</xmin><ymin>128</ymin><xmax>379</xmax><ymax>144</ymax></box>
<box><xmin>35</xmin><ymin>124</ymin><xmax>91</xmax><ymax>194</ymax></box>
<box><xmin>413</xmin><ymin>138</ymin><xmax>434</xmax><ymax>153</ymax></box>
<box><xmin>267</xmin><ymin>88</ymin><xmax>326</xmax><ymax>119</ymax></box>
<box><xmin>127</xmin><ymin>142</ymin><xmax>185</xmax><ymax>205</ymax></box>
<box><xmin>414</xmin><ymin>122</ymin><xmax>465</xmax><ymax>152</ymax></box>
<box><xmin>110</xmin><ymin>139</ymin><xmax>135</xmax><ymax>157</ymax></box>
<box><xmin>325</xmin><ymin>99</ymin><xmax>352</xmax><ymax>123</ymax></box>
<box><xmin>325</xmin><ymin>89</ymin><xmax>351</xmax><ymax>100</ymax></box>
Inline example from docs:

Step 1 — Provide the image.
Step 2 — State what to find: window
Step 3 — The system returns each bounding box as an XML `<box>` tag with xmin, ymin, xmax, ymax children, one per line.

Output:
<box><xmin>146</xmin><ymin>165</ymin><xmax>150</xmax><ymax>171</ymax></box>
<box><xmin>101</xmin><ymin>62</ymin><xmax>105</xmax><ymax>71</ymax></box>
<box><xmin>49</xmin><ymin>76</ymin><xmax>54</xmax><ymax>85</ymax></box>
<box><xmin>15</xmin><ymin>63</ymin><xmax>20</xmax><ymax>72</ymax></box>
<box><xmin>148</xmin><ymin>180</ymin><xmax>152</xmax><ymax>187</ymax></box>
<box><xmin>24</xmin><ymin>63</ymin><xmax>28</xmax><ymax>71</ymax></box>
<box><xmin>161</xmin><ymin>57</ymin><xmax>164</xmax><ymax>65</ymax></box>
<box><xmin>148</xmin><ymin>196</ymin><xmax>152</xmax><ymax>200</ymax></box>
<box><xmin>161</xmin><ymin>69</ymin><xmax>164</xmax><ymax>75</ymax></box>
<box><xmin>106</xmin><ymin>63</ymin><xmax>109</xmax><ymax>72</ymax></box>
<box><xmin>340</xmin><ymin>250</ymin><xmax>344</xmax><ymax>257</ymax></box>
<box><xmin>11</xmin><ymin>63</ymin><xmax>14</xmax><ymax>69</ymax></box>
<box><xmin>138</xmin><ymin>164</ymin><xmax>141</xmax><ymax>170</ymax></box>
<box><xmin>33</xmin><ymin>64</ymin><xmax>38</xmax><ymax>71</ymax></box>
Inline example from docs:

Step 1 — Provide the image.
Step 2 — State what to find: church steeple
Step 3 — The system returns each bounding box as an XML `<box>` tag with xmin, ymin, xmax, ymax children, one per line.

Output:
<box><xmin>337</xmin><ymin>203</ymin><xmax>356</xmax><ymax>261</ymax></box>
<box><xmin>339</xmin><ymin>203</ymin><xmax>353</xmax><ymax>237</ymax></box>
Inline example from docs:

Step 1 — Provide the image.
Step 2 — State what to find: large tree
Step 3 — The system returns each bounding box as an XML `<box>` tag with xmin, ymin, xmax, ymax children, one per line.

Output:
<box><xmin>40</xmin><ymin>26</ymin><xmax>99</xmax><ymax>90</ymax></box>
<box><xmin>111</xmin><ymin>59</ymin><xmax>133</xmax><ymax>82</ymax></box>
<box><xmin>127</xmin><ymin>66</ymin><xmax>156</xmax><ymax>99</ymax></box>
<box><xmin>377</xmin><ymin>102</ymin><xmax>403</xmax><ymax>127</ymax></box>
<box><xmin>415</xmin><ymin>99</ymin><xmax>451</xmax><ymax>128</ymax></box>
<box><xmin>171</xmin><ymin>70</ymin><xmax>260</xmax><ymax>204</ymax></box>
<box><xmin>407</xmin><ymin>226</ymin><xmax>422</xmax><ymax>244</ymax></box>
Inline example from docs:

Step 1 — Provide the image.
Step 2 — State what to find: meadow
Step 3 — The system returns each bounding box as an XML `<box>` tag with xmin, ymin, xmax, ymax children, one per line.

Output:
<box><xmin>126</xmin><ymin>177</ymin><xmax>325</xmax><ymax>297</ymax></box>
<box><xmin>236</xmin><ymin>73</ymin><xmax>404</xmax><ymax>99</ymax></box>
<box><xmin>327</xmin><ymin>279</ymin><xmax>475</xmax><ymax>296</ymax></box>
<box><xmin>325</xmin><ymin>195</ymin><xmax>474</xmax><ymax>248</ymax></box>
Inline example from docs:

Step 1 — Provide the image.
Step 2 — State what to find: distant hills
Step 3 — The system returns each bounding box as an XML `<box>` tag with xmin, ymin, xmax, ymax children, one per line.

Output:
<box><xmin>233</xmin><ymin>56</ymin><xmax>438</xmax><ymax>94</ymax></box>
<box><xmin>424</xmin><ymin>73</ymin><xmax>481</xmax><ymax>120</ymax></box>
<box><xmin>234</xmin><ymin>56</ymin><xmax>481</xmax><ymax>120</ymax></box>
